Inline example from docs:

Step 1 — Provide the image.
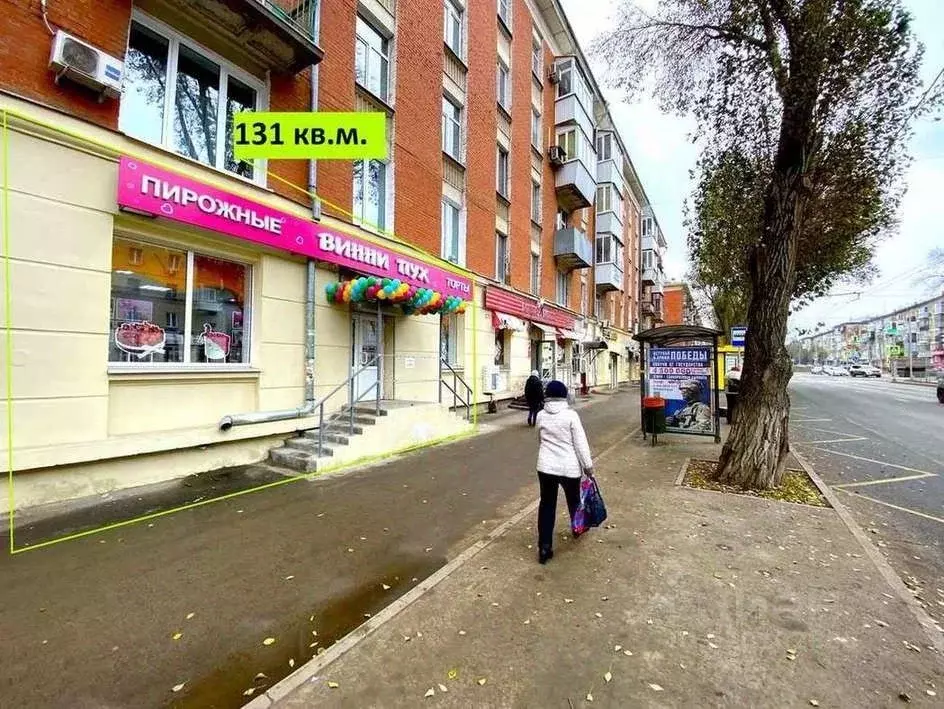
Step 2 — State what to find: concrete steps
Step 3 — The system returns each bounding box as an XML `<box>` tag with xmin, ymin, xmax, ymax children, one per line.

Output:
<box><xmin>267</xmin><ymin>403</ymin><xmax>472</xmax><ymax>474</ymax></box>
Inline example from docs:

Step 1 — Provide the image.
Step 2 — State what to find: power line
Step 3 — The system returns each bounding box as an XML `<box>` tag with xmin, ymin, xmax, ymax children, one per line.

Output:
<box><xmin>891</xmin><ymin>63</ymin><xmax>944</xmax><ymax>145</ymax></box>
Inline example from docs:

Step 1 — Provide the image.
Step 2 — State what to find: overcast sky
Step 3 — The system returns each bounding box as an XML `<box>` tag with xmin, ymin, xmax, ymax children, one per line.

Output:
<box><xmin>560</xmin><ymin>0</ymin><xmax>944</xmax><ymax>333</ymax></box>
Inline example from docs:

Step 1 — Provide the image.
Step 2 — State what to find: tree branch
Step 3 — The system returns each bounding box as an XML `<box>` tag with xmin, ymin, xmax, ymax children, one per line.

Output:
<box><xmin>758</xmin><ymin>1</ymin><xmax>788</xmax><ymax>96</ymax></box>
<box><xmin>630</xmin><ymin>20</ymin><xmax>768</xmax><ymax>51</ymax></box>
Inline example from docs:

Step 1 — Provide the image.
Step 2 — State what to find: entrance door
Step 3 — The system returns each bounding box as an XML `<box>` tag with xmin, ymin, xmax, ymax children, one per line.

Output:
<box><xmin>610</xmin><ymin>352</ymin><xmax>618</xmax><ymax>389</ymax></box>
<box><xmin>352</xmin><ymin>315</ymin><xmax>380</xmax><ymax>401</ymax></box>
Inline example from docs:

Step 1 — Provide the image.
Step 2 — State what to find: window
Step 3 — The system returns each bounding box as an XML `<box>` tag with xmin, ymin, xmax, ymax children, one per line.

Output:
<box><xmin>555</xmin><ymin>57</ymin><xmax>593</xmax><ymax>113</ymax></box>
<box><xmin>442</xmin><ymin>96</ymin><xmax>462</xmax><ymax>160</ymax></box>
<box><xmin>530</xmin><ymin>252</ymin><xmax>540</xmax><ymax>294</ymax></box>
<box><xmin>441</xmin><ymin>199</ymin><xmax>461</xmax><ymax>264</ymax></box>
<box><xmin>556</xmin><ymin>128</ymin><xmax>594</xmax><ymax>165</ymax></box>
<box><xmin>497</xmin><ymin>146</ymin><xmax>510</xmax><ymax>198</ymax></box>
<box><xmin>353</xmin><ymin>159</ymin><xmax>387</xmax><ymax>229</ymax></box>
<box><xmin>580</xmin><ymin>282</ymin><xmax>587</xmax><ymax>314</ymax></box>
<box><xmin>556</xmin><ymin>209</ymin><xmax>567</xmax><ymax>231</ymax></box>
<box><xmin>441</xmin><ymin>315</ymin><xmax>459</xmax><ymax>365</ymax></box>
<box><xmin>496</xmin><ymin>232</ymin><xmax>509</xmax><ymax>283</ymax></box>
<box><xmin>595</xmin><ymin>295</ymin><xmax>603</xmax><ymax>320</ymax></box>
<box><xmin>531</xmin><ymin>109</ymin><xmax>542</xmax><ymax>149</ymax></box>
<box><xmin>531</xmin><ymin>180</ymin><xmax>542</xmax><ymax>223</ymax></box>
<box><xmin>596</xmin><ymin>132</ymin><xmax>612</xmax><ymax>161</ymax></box>
<box><xmin>596</xmin><ymin>185</ymin><xmax>613</xmax><ymax>213</ymax></box>
<box><xmin>121</xmin><ymin>16</ymin><xmax>263</xmax><ymax>181</ymax></box>
<box><xmin>498</xmin><ymin>0</ymin><xmax>512</xmax><ymax>28</ymax></box>
<box><xmin>596</xmin><ymin>235</ymin><xmax>613</xmax><ymax>264</ymax></box>
<box><xmin>494</xmin><ymin>329</ymin><xmax>507</xmax><ymax>366</ymax></box>
<box><xmin>531</xmin><ymin>38</ymin><xmax>542</xmax><ymax>78</ymax></box>
<box><xmin>497</xmin><ymin>60</ymin><xmax>511</xmax><ymax>112</ymax></box>
<box><xmin>110</xmin><ymin>237</ymin><xmax>249</xmax><ymax>366</ymax></box>
<box><xmin>444</xmin><ymin>0</ymin><xmax>463</xmax><ymax>57</ymax></box>
<box><xmin>355</xmin><ymin>17</ymin><xmax>390</xmax><ymax>101</ymax></box>
<box><xmin>556</xmin><ymin>271</ymin><xmax>570</xmax><ymax>306</ymax></box>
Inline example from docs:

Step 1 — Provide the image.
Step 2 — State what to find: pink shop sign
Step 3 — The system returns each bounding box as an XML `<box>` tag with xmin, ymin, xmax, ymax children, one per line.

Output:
<box><xmin>117</xmin><ymin>157</ymin><xmax>473</xmax><ymax>299</ymax></box>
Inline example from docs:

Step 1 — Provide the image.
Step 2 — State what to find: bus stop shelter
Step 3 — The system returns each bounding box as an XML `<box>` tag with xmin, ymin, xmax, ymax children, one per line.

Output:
<box><xmin>633</xmin><ymin>325</ymin><xmax>724</xmax><ymax>444</ymax></box>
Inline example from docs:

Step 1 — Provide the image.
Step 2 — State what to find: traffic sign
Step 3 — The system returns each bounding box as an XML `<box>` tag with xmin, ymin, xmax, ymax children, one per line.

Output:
<box><xmin>731</xmin><ymin>326</ymin><xmax>747</xmax><ymax>348</ymax></box>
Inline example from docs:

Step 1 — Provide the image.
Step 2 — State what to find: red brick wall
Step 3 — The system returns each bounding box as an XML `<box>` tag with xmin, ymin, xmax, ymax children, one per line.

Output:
<box><xmin>392</xmin><ymin>0</ymin><xmax>443</xmax><ymax>255</ymax></box>
<box><xmin>0</xmin><ymin>0</ymin><xmax>131</xmax><ymax>128</ymax></box>
<box><xmin>663</xmin><ymin>285</ymin><xmax>685</xmax><ymax>325</ymax></box>
<box><xmin>507</xmin><ymin>1</ymin><xmax>533</xmax><ymax>292</ymax></box>
<box><xmin>315</xmin><ymin>0</ymin><xmax>356</xmax><ymax>217</ymax></box>
<box><xmin>269</xmin><ymin>68</ymin><xmax>313</xmax><ymax>207</ymax></box>
<box><xmin>465</xmin><ymin>2</ymin><xmax>498</xmax><ymax>276</ymax></box>
<box><xmin>540</xmin><ymin>43</ymin><xmax>557</xmax><ymax>302</ymax></box>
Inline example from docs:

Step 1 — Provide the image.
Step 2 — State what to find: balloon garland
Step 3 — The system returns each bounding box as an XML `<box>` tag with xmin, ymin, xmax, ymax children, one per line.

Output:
<box><xmin>324</xmin><ymin>276</ymin><xmax>468</xmax><ymax>316</ymax></box>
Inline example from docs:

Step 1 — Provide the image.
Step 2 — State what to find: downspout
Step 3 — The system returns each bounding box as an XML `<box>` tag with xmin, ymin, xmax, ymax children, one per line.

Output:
<box><xmin>219</xmin><ymin>1</ymin><xmax>322</xmax><ymax>432</ymax></box>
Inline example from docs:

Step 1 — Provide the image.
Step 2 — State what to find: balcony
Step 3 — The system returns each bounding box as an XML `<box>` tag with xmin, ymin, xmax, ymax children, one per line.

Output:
<box><xmin>595</xmin><ymin>210</ymin><xmax>622</xmax><ymax>236</ymax></box>
<box><xmin>554</xmin><ymin>227</ymin><xmax>593</xmax><ymax>271</ymax></box>
<box><xmin>554</xmin><ymin>94</ymin><xmax>595</xmax><ymax>139</ymax></box>
<box><xmin>159</xmin><ymin>0</ymin><xmax>324</xmax><ymax>73</ymax></box>
<box><xmin>554</xmin><ymin>159</ymin><xmax>595</xmax><ymax>210</ymax></box>
<box><xmin>642</xmin><ymin>267</ymin><xmax>659</xmax><ymax>285</ymax></box>
<box><xmin>595</xmin><ymin>262</ymin><xmax>623</xmax><ymax>292</ymax></box>
<box><xmin>596</xmin><ymin>159</ymin><xmax>625</xmax><ymax>192</ymax></box>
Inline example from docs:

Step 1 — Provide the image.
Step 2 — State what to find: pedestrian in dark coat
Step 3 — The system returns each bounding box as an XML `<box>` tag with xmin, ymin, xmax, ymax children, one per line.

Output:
<box><xmin>524</xmin><ymin>370</ymin><xmax>544</xmax><ymax>427</ymax></box>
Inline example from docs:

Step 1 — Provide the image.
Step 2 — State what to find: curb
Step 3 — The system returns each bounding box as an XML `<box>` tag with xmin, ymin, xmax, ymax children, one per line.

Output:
<box><xmin>674</xmin><ymin>457</ymin><xmax>691</xmax><ymax>487</ymax></box>
<box><xmin>244</xmin><ymin>429</ymin><xmax>636</xmax><ymax>708</ymax></box>
<box><xmin>793</xmin><ymin>448</ymin><xmax>944</xmax><ymax>655</ymax></box>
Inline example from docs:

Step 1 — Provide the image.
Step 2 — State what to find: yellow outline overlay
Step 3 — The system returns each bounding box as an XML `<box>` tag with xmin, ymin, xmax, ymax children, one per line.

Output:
<box><xmin>1</xmin><ymin>107</ymin><xmax>482</xmax><ymax>555</ymax></box>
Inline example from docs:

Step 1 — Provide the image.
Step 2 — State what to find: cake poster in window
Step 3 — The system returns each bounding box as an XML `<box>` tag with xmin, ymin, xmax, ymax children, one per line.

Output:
<box><xmin>199</xmin><ymin>323</ymin><xmax>231</xmax><ymax>362</ymax></box>
<box><xmin>114</xmin><ymin>321</ymin><xmax>167</xmax><ymax>359</ymax></box>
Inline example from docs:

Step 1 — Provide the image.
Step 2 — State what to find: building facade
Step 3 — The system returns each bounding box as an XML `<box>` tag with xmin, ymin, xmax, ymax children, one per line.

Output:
<box><xmin>0</xmin><ymin>0</ymin><xmax>665</xmax><ymax>509</ymax></box>
<box><xmin>662</xmin><ymin>282</ymin><xmax>701</xmax><ymax>326</ymax></box>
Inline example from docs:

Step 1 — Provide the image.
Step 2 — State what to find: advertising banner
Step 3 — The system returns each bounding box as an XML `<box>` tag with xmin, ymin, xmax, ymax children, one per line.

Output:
<box><xmin>117</xmin><ymin>157</ymin><xmax>472</xmax><ymax>300</ymax></box>
<box><xmin>648</xmin><ymin>346</ymin><xmax>714</xmax><ymax>434</ymax></box>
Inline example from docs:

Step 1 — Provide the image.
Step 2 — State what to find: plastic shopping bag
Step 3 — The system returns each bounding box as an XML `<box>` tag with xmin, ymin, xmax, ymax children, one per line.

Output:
<box><xmin>572</xmin><ymin>475</ymin><xmax>607</xmax><ymax>536</ymax></box>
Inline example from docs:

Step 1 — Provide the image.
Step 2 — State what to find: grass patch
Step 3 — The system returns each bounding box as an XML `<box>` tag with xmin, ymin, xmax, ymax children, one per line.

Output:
<box><xmin>683</xmin><ymin>459</ymin><xmax>829</xmax><ymax>508</ymax></box>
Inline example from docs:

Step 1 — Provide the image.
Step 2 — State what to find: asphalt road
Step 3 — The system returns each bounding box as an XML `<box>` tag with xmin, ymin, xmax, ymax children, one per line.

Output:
<box><xmin>0</xmin><ymin>392</ymin><xmax>637</xmax><ymax>709</ymax></box>
<box><xmin>789</xmin><ymin>373</ymin><xmax>944</xmax><ymax>628</ymax></box>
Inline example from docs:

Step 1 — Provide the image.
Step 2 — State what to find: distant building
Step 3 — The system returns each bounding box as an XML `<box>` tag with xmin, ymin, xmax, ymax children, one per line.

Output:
<box><xmin>662</xmin><ymin>282</ymin><xmax>702</xmax><ymax>326</ymax></box>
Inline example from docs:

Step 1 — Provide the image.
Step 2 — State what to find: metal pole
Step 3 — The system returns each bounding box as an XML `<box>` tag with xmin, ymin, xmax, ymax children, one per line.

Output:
<box><xmin>713</xmin><ymin>335</ymin><xmax>721</xmax><ymax>443</ymax></box>
<box><xmin>909</xmin><ymin>318</ymin><xmax>914</xmax><ymax>379</ymax></box>
<box><xmin>376</xmin><ymin>300</ymin><xmax>382</xmax><ymax>415</ymax></box>
<box><xmin>639</xmin><ymin>341</ymin><xmax>647</xmax><ymax>438</ymax></box>
<box><xmin>438</xmin><ymin>314</ymin><xmax>443</xmax><ymax>404</ymax></box>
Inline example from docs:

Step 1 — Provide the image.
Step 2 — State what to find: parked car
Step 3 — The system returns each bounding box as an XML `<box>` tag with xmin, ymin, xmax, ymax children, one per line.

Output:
<box><xmin>849</xmin><ymin>364</ymin><xmax>881</xmax><ymax>378</ymax></box>
<box><xmin>811</xmin><ymin>365</ymin><xmax>824</xmax><ymax>375</ymax></box>
<box><xmin>832</xmin><ymin>365</ymin><xmax>850</xmax><ymax>377</ymax></box>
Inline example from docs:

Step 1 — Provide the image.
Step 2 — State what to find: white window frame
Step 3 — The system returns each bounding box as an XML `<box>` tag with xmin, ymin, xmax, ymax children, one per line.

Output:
<box><xmin>531</xmin><ymin>180</ymin><xmax>542</xmax><ymax>223</ymax></box>
<box><xmin>497</xmin><ymin>145</ymin><xmax>510</xmax><ymax>199</ymax></box>
<box><xmin>596</xmin><ymin>132</ymin><xmax>612</xmax><ymax>161</ymax></box>
<box><xmin>495</xmin><ymin>231</ymin><xmax>509</xmax><ymax>283</ymax></box>
<box><xmin>121</xmin><ymin>10</ymin><xmax>268</xmax><ymax>185</ymax></box>
<box><xmin>596</xmin><ymin>185</ymin><xmax>613</xmax><ymax>213</ymax></box>
<box><xmin>441</xmin><ymin>314</ymin><xmax>459</xmax><ymax>365</ymax></box>
<box><xmin>442</xmin><ymin>95</ymin><xmax>462</xmax><ymax>161</ymax></box>
<box><xmin>580</xmin><ymin>281</ymin><xmax>587</xmax><ymax>314</ymax></box>
<box><xmin>531</xmin><ymin>38</ymin><xmax>542</xmax><ymax>79</ymax></box>
<box><xmin>498</xmin><ymin>0</ymin><xmax>512</xmax><ymax>30</ymax></box>
<box><xmin>441</xmin><ymin>198</ymin><xmax>463</xmax><ymax>265</ymax></box>
<box><xmin>356</xmin><ymin>15</ymin><xmax>391</xmax><ymax>102</ymax></box>
<box><xmin>555</xmin><ymin>57</ymin><xmax>593</xmax><ymax>115</ymax></box>
<box><xmin>353</xmin><ymin>158</ymin><xmax>388</xmax><ymax>231</ymax></box>
<box><xmin>595</xmin><ymin>234</ymin><xmax>613</xmax><ymax>265</ymax></box>
<box><xmin>556</xmin><ymin>270</ymin><xmax>570</xmax><ymax>307</ymax></box>
<box><xmin>556</xmin><ymin>127</ymin><xmax>594</xmax><ymax>166</ymax></box>
<box><xmin>497</xmin><ymin>60</ymin><xmax>511</xmax><ymax>112</ymax></box>
<box><xmin>109</xmin><ymin>234</ymin><xmax>254</xmax><ymax>371</ymax></box>
<box><xmin>530</xmin><ymin>251</ymin><xmax>540</xmax><ymax>294</ymax></box>
<box><xmin>444</xmin><ymin>0</ymin><xmax>464</xmax><ymax>58</ymax></box>
<box><xmin>531</xmin><ymin>108</ymin><xmax>542</xmax><ymax>149</ymax></box>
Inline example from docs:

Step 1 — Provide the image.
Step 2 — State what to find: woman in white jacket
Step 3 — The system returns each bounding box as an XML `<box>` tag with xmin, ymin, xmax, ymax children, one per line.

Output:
<box><xmin>534</xmin><ymin>380</ymin><xmax>593</xmax><ymax>564</ymax></box>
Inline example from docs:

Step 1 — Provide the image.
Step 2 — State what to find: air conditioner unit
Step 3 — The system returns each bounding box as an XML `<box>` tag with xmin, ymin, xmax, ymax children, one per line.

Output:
<box><xmin>547</xmin><ymin>66</ymin><xmax>560</xmax><ymax>84</ymax></box>
<box><xmin>49</xmin><ymin>30</ymin><xmax>123</xmax><ymax>101</ymax></box>
<box><xmin>548</xmin><ymin>145</ymin><xmax>566</xmax><ymax>167</ymax></box>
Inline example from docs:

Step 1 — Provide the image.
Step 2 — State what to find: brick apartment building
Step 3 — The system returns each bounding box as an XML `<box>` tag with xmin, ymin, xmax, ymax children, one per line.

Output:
<box><xmin>0</xmin><ymin>0</ymin><xmax>665</xmax><ymax>509</ymax></box>
<box><xmin>662</xmin><ymin>281</ymin><xmax>701</xmax><ymax>327</ymax></box>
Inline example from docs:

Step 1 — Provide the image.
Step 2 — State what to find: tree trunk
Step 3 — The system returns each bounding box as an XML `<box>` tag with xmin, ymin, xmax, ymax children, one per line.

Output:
<box><xmin>717</xmin><ymin>78</ymin><xmax>818</xmax><ymax>489</ymax></box>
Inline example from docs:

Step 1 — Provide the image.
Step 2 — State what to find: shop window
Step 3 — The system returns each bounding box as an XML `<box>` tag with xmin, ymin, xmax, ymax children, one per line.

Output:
<box><xmin>494</xmin><ymin>329</ymin><xmax>507</xmax><ymax>366</ymax></box>
<box><xmin>441</xmin><ymin>315</ymin><xmax>459</xmax><ymax>366</ymax></box>
<box><xmin>353</xmin><ymin>158</ymin><xmax>387</xmax><ymax>230</ymax></box>
<box><xmin>110</xmin><ymin>237</ymin><xmax>249</xmax><ymax>366</ymax></box>
<box><xmin>120</xmin><ymin>13</ymin><xmax>263</xmax><ymax>181</ymax></box>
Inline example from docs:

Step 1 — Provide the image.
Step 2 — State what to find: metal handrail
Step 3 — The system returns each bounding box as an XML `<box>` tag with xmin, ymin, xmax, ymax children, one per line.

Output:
<box><xmin>440</xmin><ymin>358</ymin><xmax>473</xmax><ymax>420</ymax></box>
<box><xmin>317</xmin><ymin>354</ymin><xmax>381</xmax><ymax>454</ymax></box>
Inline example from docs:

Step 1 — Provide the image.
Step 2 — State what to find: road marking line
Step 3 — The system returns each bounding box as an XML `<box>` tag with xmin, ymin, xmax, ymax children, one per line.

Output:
<box><xmin>834</xmin><ymin>472</ymin><xmax>937</xmax><ymax>489</ymax></box>
<box><xmin>793</xmin><ymin>418</ymin><xmax>833</xmax><ymax>423</ymax></box>
<box><xmin>840</xmin><ymin>490</ymin><xmax>944</xmax><ymax>526</ymax></box>
<box><xmin>804</xmin><ymin>426</ymin><xmax>869</xmax><ymax>437</ymax></box>
<box><xmin>811</xmin><ymin>448</ymin><xmax>937</xmax><ymax>475</ymax></box>
<box><xmin>796</xmin><ymin>437</ymin><xmax>867</xmax><ymax>445</ymax></box>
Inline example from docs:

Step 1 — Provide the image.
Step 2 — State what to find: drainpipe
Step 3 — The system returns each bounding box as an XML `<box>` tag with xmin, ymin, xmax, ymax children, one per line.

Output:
<box><xmin>219</xmin><ymin>3</ymin><xmax>322</xmax><ymax>432</ymax></box>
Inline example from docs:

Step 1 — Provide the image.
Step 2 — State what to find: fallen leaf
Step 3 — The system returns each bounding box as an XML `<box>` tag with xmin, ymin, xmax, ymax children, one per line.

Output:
<box><xmin>416</xmin><ymin>631</ymin><xmax>423</xmax><ymax>638</ymax></box>
<box><xmin>614</xmin><ymin>645</ymin><xmax>623</xmax><ymax>652</ymax></box>
<box><xmin>595</xmin><ymin>613</ymin><xmax>603</xmax><ymax>619</ymax></box>
<box><xmin>875</xmin><ymin>619</ymin><xmax>888</xmax><ymax>628</ymax></box>
<box><xmin>312</xmin><ymin>630</ymin><xmax>318</xmax><ymax>636</ymax></box>
<box><xmin>243</xmin><ymin>687</ymin><xmax>257</xmax><ymax>696</ymax></box>
<box><xmin>648</xmin><ymin>683</ymin><xmax>664</xmax><ymax>692</ymax></box>
<box><xmin>424</xmin><ymin>688</ymin><xmax>435</xmax><ymax>698</ymax></box>
<box><xmin>586</xmin><ymin>692</ymin><xmax>594</xmax><ymax>702</ymax></box>
<box><xmin>601</xmin><ymin>596</ymin><xmax>609</xmax><ymax>601</ymax></box>
<box><xmin>810</xmin><ymin>701</ymin><xmax>820</xmax><ymax>707</ymax></box>
<box><xmin>172</xmin><ymin>632</ymin><xmax>182</xmax><ymax>641</ymax></box>
<box><xmin>172</xmin><ymin>683</ymin><xmax>186</xmax><ymax>693</ymax></box>
<box><xmin>459</xmin><ymin>630</ymin><xmax>467</xmax><ymax>636</ymax></box>
<box><xmin>623</xmin><ymin>650</ymin><xmax>633</xmax><ymax>656</ymax></box>
<box><xmin>438</xmin><ymin>683</ymin><xmax>448</xmax><ymax>693</ymax></box>
<box><xmin>327</xmin><ymin>681</ymin><xmax>339</xmax><ymax>689</ymax></box>
<box><xmin>284</xmin><ymin>575</ymin><xmax>295</xmax><ymax>581</ymax></box>
<box><xmin>927</xmin><ymin>690</ymin><xmax>937</xmax><ymax>697</ymax></box>
<box><xmin>347</xmin><ymin>548</ymin><xmax>354</xmax><ymax>553</ymax></box>
<box><xmin>491</xmin><ymin>602</ymin><xmax>500</xmax><ymax>607</ymax></box>
<box><xmin>310</xmin><ymin>615</ymin><xmax>315</xmax><ymax>622</ymax></box>
<box><xmin>289</xmin><ymin>659</ymin><xmax>295</xmax><ymax>668</ymax></box>
<box><xmin>254</xmin><ymin>673</ymin><xmax>267</xmax><ymax>680</ymax></box>
<box><xmin>382</xmin><ymin>584</ymin><xmax>391</xmax><ymax>590</ymax></box>
<box><xmin>425</xmin><ymin>547</ymin><xmax>433</xmax><ymax>553</ymax></box>
<box><xmin>477</xmin><ymin>678</ymin><xmax>487</xmax><ymax>686</ymax></box>
<box><xmin>360</xmin><ymin>536</ymin><xmax>367</xmax><ymax>541</ymax></box>
<box><xmin>604</xmin><ymin>671</ymin><xmax>612</xmax><ymax>683</ymax></box>
<box><xmin>309</xmin><ymin>642</ymin><xmax>317</xmax><ymax>648</ymax></box>
<box><xmin>447</xmin><ymin>669</ymin><xmax>458</xmax><ymax>680</ymax></box>
<box><xmin>706</xmin><ymin>633</ymin><xmax>716</xmax><ymax>639</ymax></box>
<box><xmin>263</xmin><ymin>638</ymin><xmax>276</xmax><ymax>646</ymax></box>
<box><xmin>186</xmin><ymin>613</ymin><xmax>195</xmax><ymax>620</ymax></box>
<box><xmin>564</xmin><ymin>598</ymin><xmax>575</xmax><ymax>604</ymax></box>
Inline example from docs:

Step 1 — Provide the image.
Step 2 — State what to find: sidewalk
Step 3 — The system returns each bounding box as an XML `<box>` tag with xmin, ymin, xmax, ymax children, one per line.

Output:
<box><xmin>257</xmin><ymin>435</ymin><xmax>944</xmax><ymax>708</ymax></box>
